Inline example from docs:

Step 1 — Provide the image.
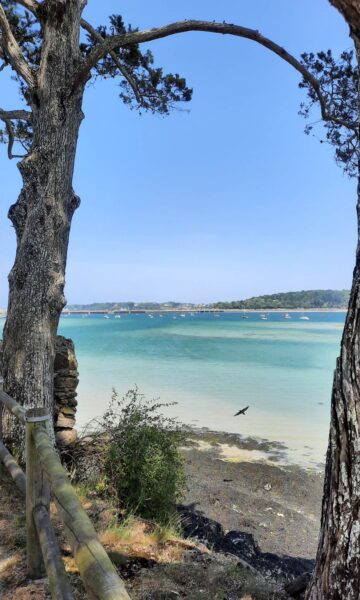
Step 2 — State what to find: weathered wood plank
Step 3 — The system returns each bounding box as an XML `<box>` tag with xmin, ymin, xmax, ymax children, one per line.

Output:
<box><xmin>0</xmin><ymin>389</ymin><xmax>26</xmax><ymax>423</ymax></box>
<box><xmin>26</xmin><ymin>408</ymin><xmax>50</xmax><ymax>579</ymax></box>
<box><xmin>33</xmin><ymin>505</ymin><xmax>75</xmax><ymax>600</ymax></box>
<box><xmin>32</xmin><ymin>425</ymin><xmax>130</xmax><ymax>600</ymax></box>
<box><xmin>0</xmin><ymin>440</ymin><xmax>26</xmax><ymax>494</ymax></box>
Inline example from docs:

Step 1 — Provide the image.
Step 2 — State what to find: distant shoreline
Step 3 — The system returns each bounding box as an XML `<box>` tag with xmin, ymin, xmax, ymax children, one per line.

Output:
<box><xmin>208</xmin><ymin>308</ymin><xmax>348</xmax><ymax>314</ymax></box>
<box><xmin>0</xmin><ymin>307</ymin><xmax>348</xmax><ymax>317</ymax></box>
<box><xmin>61</xmin><ymin>307</ymin><xmax>346</xmax><ymax>314</ymax></box>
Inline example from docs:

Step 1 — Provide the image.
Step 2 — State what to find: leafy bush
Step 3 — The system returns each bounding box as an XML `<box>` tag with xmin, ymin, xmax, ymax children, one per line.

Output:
<box><xmin>101</xmin><ymin>387</ymin><xmax>186</xmax><ymax>523</ymax></box>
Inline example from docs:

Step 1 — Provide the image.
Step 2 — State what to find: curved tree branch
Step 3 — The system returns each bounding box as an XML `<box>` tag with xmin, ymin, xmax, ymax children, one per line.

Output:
<box><xmin>75</xmin><ymin>19</ymin><xmax>357</xmax><ymax>132</ymax></box>
<box><xmin>4</xmin><ymin>119</ymin><xmax>25</xmax><ymax>159</ymax></box>
<box><xmin>0</xmin><ymin>108</ymin><xmax>31</xmax><ymax>159</ymax></box>
<box><xmin>0</xmin><ymin>108</ymin><xmax>32</xmax><ymax>121</ymax></box>
<box><xmin>80</xmin><ymin>18</ymin><xmax>142</xmax><ymax>105</ymax></box>
<box><xmin>0</xmin><ymin>2</ymin><xmax>35</xmax><ymax>87</ymax></box>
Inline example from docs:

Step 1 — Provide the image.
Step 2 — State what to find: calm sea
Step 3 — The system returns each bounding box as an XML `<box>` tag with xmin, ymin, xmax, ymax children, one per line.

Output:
<box><xmin>0</xmin><ymin>311</ymin><xmax>346</xmax><ymax>467</ymax></box>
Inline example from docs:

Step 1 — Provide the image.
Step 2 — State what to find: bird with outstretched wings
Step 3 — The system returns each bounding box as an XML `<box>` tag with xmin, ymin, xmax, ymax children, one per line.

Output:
<box><xmin>234</xmin><ymin>406</ymin><xmax>249</xmax><ymax>416</ymax></box>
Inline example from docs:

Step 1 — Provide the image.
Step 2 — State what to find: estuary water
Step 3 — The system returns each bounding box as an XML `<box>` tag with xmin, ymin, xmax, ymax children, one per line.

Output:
<box><xmin>59</xmin><ymin>311</ymin><xmax>344</xmax><ymax>467</ymax></box>
<box><xmin>0</xmin><ymin>311</ymin><xmax>346</xmax><ymax>467</ymax></box>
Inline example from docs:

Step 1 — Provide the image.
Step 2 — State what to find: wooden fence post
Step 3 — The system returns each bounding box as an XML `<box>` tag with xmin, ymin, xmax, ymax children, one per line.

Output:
<box><xmin>33</xmin><ymin>505</ymin><xmax>75</xmax><ymax>600</ymax></box>
<box><xmin>26</xmin><ymin>407</ymin><xmax>51</xmax><ymax>579</ymax></box>
<box><xmin>32</xmin><ymin>426</ymin><xmax>131</xmax><ymax>599</ymax></box>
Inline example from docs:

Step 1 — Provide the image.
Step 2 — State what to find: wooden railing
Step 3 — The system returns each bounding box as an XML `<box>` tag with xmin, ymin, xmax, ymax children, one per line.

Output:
<box><xmin>0</xmin><ymin>386</ymin><xmax>130</xmax><ymax>600</ymax></box>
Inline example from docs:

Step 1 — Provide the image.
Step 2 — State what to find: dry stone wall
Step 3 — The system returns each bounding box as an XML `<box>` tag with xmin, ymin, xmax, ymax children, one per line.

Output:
<box><xmin>54</xmin><ymin>336</ymin><xmax>79</xmax><ymax>447</ymax></box>
<box><xmin>0</xmin><ymin>335</ymin><xmax>79</xmax><ymax>447</ymax></box>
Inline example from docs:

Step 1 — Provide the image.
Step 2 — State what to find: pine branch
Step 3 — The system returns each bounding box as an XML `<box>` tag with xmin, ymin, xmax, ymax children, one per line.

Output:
<box><xmin>75</xmin><ymin>19</ymin><xmax>357</xmax><ymax>132</ymax></box>
<box><xmin>0</xmin><ymin>2</ymin><xmax>35</xmax><ymax>86</ymax></box>
<box><xmin>80</xmin><ymin>18</ymin><xmax>142</xmax><ymax>105</ymax></box>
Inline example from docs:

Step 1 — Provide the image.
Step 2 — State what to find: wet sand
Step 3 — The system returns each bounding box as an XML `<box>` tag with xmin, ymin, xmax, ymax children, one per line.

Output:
<box><xmin>182</xmin><ymin>431</ymin><xmax>324</xmax><ymax>560</ymax></box>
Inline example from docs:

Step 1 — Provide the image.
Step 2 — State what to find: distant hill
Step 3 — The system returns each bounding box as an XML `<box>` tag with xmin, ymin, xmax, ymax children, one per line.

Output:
<box><xmin>66</xmin><ymin>290</ymin><xmax>350</xmax><ymax>312</ymax></box>
<box><xmin>211</xmin><ymin>289</ymin><xmax>350</xmax><ymax>310</ymax></box>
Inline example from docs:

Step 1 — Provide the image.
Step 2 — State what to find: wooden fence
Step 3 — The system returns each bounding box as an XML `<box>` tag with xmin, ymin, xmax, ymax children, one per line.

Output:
<box><xmin>0</xmin><ymin>385</ymin><xmax>131</xmax><ymax>600</ymax></box>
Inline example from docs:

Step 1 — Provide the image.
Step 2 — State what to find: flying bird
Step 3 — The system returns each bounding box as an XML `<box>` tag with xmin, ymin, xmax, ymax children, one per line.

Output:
<box><xmin>234</xmin><ymin>406</ymin><xmax>249</xmax><ymax>416</ymax></box>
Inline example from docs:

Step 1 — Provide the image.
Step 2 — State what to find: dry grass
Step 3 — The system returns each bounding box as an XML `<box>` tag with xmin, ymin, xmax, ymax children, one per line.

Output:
<box><xmin>0</xmin><ymin>474</ymin><xmax>50</xmax><ymax>599</ymax></box>
<box><xmin>0</xmin><ymin>471</ymin><xmax>287</xmax><ymax>600</ymax></box>
<box><xmin>100</xmin><ymin>515</ymin><xmax>199</xmax><ymax>564</ymax></box>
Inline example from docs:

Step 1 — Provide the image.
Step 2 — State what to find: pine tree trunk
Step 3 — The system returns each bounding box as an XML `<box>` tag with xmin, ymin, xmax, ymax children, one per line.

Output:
<box><xmin>305</xmin><ymin>41</ymin><xmax>360</xmax><ymax>600</ymax></box>
<box><xmin>306</xmin><ymin>243</ymin><xmax>360</xmax><ymax>597</ymax></box>
<box><xmin>1</xmin><ymin>1</ymin><xmax>85</xmax><ymax>443</ymax></box>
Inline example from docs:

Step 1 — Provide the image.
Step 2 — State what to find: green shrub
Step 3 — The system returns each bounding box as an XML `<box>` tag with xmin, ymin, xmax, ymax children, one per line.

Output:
<box><xmin>102</xmin><ymin>387</ymin><xmax>186</xmax><ymax>523</ymax></box>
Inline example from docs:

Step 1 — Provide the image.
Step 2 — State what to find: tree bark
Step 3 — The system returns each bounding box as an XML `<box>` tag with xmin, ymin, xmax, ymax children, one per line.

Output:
<box><xmin>1</xmin><ymin>0</ymin><xmax>85</xmax><ymax>443</ymax></box>
<box><xmin>306</xmin><ymin>39</ymin><xmax>360</xmax><ymax>600</ymax></box>
<box><xmin>330</xmin><ymin>1</ymin><xmax>360</xmax><ymax>37</ymax></box>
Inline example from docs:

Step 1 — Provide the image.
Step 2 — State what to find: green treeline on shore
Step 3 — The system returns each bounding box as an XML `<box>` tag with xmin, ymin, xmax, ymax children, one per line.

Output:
<box><xmin>66</xmin><ymin>289</ymin><xmax>350</xmax><ymax>311</ymax></box>
<box><xmin>212</xmin><ymin>289</ymin><xmax>350</xmax><ymax>310</ymax></box>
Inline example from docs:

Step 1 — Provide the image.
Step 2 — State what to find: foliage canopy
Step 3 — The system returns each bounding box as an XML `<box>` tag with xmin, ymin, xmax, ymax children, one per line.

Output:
<box><xmin>0</xmin><ymin>2</ymin><xmax>358</xmax><ymax>176</ymax></box>
<box><xmin>299</xmin><ymin>49</ymin><xmax>358</xmax><ymax>177</ymax></box>
<box><xmin>0</xmin><ymin>3</ymin><xmax>192</xmax><ymax>153</ymax></box>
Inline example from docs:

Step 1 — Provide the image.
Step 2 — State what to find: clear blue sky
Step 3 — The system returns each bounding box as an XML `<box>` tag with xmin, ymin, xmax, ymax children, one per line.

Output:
<box><xmin>0</xmin><ymin>1</ymin><xmax>356</xmax><ymax>305</ymax></box>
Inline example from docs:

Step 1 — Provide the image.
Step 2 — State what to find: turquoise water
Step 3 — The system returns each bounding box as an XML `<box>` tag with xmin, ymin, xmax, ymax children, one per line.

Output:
<box><xmin>59</xmin><ymin>311</ymin><xmax>344</xmax><ymax>466</ymax></box>
<box><xmin>0</xmin><ymin>311</ymin><xmax>346</xmax><ymax>466</ymax></box>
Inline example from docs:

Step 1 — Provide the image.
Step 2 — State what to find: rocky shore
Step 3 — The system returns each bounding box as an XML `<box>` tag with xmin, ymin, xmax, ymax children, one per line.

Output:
<box><xmin>179</xmin><ymin>430</ymin><xmax>323</xmax><ymax>583</ymax></box>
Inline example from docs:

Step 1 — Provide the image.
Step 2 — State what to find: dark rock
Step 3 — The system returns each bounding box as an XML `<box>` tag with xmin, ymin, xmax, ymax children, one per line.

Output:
<box><xmin>222</xmin><ymin>530</ymin><xmax>259</xmax><ymax>561</ymax></box>
<box><xmin>117</xmin><ymin>556</ymin><xmax>157</xmax><ymax>579</ymax></box>
<box><xmin>178</xmin><ymin>504</ymin><xmax>224</xmax><ymax>545</ymax></box>
<box><xmin>55</xmin><ymin>391</ymin><xmax>77</xmax><ymax>401</ymax></box>
<box><xmin>149</xmin><ymin>592</ymin><xmax>180</xmax><ymax>600</ymax></box>
<box><xmin>177</xmin><ymin>504</ymin><xmax>314</xmax><ymax>583</ymax></box>
<box><xmin>67</xmin><ymin>397</ymin><xmax>78</xmax><ymax>408</ymax></box>
<box><xmin>54</xmin><ymin>376</ymin><xmax>79</xmax><ymax>389</ymax></box>
<box><xmin>284</xmin><ymin>572</ymin><xmax>311</xmax><ymax>597</ymax></box>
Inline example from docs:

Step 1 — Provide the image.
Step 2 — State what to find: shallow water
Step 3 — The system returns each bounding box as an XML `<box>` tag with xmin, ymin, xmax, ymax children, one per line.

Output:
<box><xmin>62</xmin><ymin>311</ymin><xmax>345</xmax><ymax>467</ymax></box>
<box><xmin>0</xmin><ymin>311</ymin><xmax>345</xmax><ymax>467</ymax></box>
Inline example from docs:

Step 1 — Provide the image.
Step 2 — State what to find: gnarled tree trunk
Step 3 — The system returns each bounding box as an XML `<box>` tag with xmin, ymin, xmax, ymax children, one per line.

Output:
<box><xmin>306</xmin><ymin>36</ymin><xmax>360</xmax><ymax>600</ymax></box>
<box><xmin>306</xmin><ymin>217</ymin><xmax>360</xmax><ymax>597</ymax></box>
<box><xmin>2</xmin><ymin>1</ymin><xmax>85</xmax><ymax>442</ymax></box>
